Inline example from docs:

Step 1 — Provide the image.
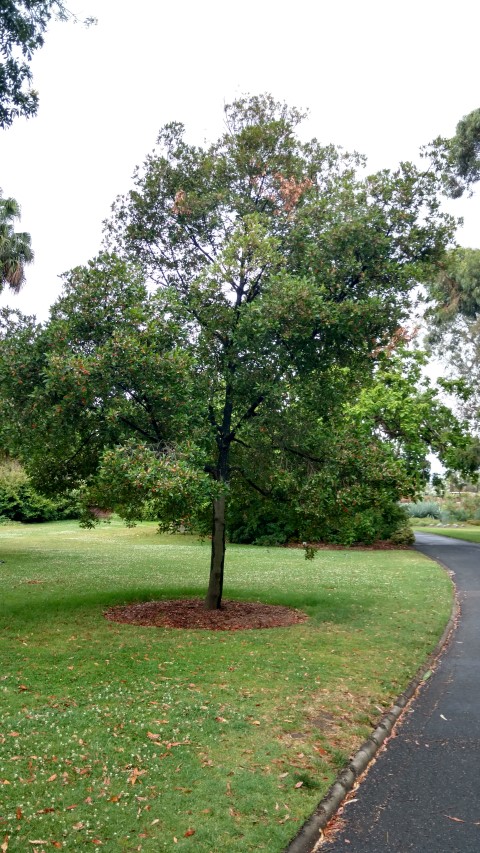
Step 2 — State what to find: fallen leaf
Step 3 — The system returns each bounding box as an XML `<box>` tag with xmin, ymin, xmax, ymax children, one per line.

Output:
<box><xmin>51</xmin><ymin>843</ymin><xmax>62</xmax><ymax>849</ymax></box>
<box><xmin>46</xmin><ymin>775</ymin><xmax>57</xmax><ymax>783</ymax></box>
<box><xmin>294</xmin><ymin>781</ymin><xmax>303</xmax><ymax>789</ymax></box>
<box><xmin>36</xmin><ymin>809</ymin><xmax>55</xmax><ymax>815</ymax></box>
<box><xmin>1</xmin><ymin>835</ymin><xmax>8</xmax><ymax>853</ymax></box>
<box><xmin>251</xmin><ymin>721</ymin><xmax>261</xmax><ymax>726</ymax></box>
<box><xmin>151</xmin><ymin>819</ymin><xmax>160</xmax><ymax>826</ymax></box>
<box><xmin>215</xmin><ymin>717</ymin><xmax>228</xmax><ymax>723</ymax></box>
<box><xmin>128</xmin><ymin>768</ymin><xmax>146</xmax><ymax>785</ymax></box>
<box><xmin>66</xmin><ymin>805</ymin><xmax>78</xmax><ymax>810</ymax></box>
<box><xmin>184</xmin><ymin>829</ymin><xmax>195</xmax><ymax>837</ymax></box>
<box><xmin>16</xmin><ymin>808</ymin><xmax>22</xmax><ymax>820</ymax></box>
<box><xmin>8</xmin><ymin>732</ymin><xmax>20</xmax><ymax>738</ymax></box>
<box><xmin>444</xmin><ymin>815</ymin><xmax>465</xmax><ymax>823</ymax></box>
<box><xmin>72</xmin><ymin>822</ymin><xmax>84</xmax><ymax>831</ymax></box>
<box><xmin>146</xmin><ymin>732</ymin><xmax>160</xmax><ymax>741</ymax></box>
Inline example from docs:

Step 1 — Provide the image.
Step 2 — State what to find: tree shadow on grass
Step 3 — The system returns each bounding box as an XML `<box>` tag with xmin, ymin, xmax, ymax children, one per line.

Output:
<box><xmin>2</xmin><ymin>584</ymin><xmax>379</xmax><ymax>631</ymax></box>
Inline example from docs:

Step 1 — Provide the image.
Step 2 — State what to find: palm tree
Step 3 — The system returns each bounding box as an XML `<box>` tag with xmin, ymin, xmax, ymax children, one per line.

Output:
<box><xmin>0</xmin><ymin>192</ymin><xmax>34</xmax><ymax>293</ymax></box>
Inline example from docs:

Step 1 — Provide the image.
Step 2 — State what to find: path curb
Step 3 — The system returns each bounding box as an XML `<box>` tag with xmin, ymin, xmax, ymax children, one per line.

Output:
<box><xmin>284</xmin><ymin>569</ymin><xmax>459</xmax><ymax>853</ymax></box>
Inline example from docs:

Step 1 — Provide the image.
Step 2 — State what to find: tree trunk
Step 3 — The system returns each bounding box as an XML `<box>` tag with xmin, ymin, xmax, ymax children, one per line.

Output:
<box><xmin>205</xmin><ymin>494</ymin><xmax>226</xmax><ymax>610</ymax></box>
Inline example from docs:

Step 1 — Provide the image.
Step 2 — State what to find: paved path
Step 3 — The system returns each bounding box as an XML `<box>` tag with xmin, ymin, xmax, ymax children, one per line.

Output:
<box><xmin>321</xmin><ymin>532</ymin><xmax>480</xmax><ymax>853</ymax></box>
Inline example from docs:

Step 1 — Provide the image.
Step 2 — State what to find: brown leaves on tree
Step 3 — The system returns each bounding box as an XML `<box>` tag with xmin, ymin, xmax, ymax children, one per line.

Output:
<box><xmin>275</xmin><ymin>174</ymin><xmax>312</xmax><ymax>213</ymax></box>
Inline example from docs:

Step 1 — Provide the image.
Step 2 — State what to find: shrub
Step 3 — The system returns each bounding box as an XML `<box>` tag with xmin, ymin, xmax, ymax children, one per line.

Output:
<box><xmin>389</xmin><ymin>525</ymin><xmax>415</xmax><ymax>546</ymax></box>
<box><xmin>0</xmin><ymin>457</ymin><xmax>80</xmax><ymax>523</ymax></box>
<box><xmin>403</xmin><ymin>501</ymin><xmax>442</xmax><ymax>519</ymax></box>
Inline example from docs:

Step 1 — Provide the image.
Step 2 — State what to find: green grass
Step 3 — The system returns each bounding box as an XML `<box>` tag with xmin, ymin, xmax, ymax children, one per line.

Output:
<box><xmin>413</xmin><ymin>525</ymin><xmax>480</xmax><ymax>543</ymax></box>
<box><xmin>0</xmin><ymin>520</ymin><xmax>453</xmax><ymax>851</ymax></box>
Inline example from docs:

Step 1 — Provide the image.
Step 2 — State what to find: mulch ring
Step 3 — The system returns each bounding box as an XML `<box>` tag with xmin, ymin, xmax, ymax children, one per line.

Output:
<box><xmin>104</xmin><ymin>598</ymin><xmax>309</xmax><ymax>631</ymax></box>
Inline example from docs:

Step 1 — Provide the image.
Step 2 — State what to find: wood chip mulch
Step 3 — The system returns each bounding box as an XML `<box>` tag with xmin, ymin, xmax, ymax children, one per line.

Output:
<box><xmin>104</xmin><ymin>598</ymin><xmax>309</xmax><ymax>631</ymax></box>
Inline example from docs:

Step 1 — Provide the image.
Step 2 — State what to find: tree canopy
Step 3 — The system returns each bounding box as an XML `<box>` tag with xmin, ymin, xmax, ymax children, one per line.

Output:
<box><xmin>0</xmin><ymin>0</ymin><xmax>95</xmax><ymax>128</ymax></box>
<box><xmin>425</xmin><ymin>247</ymin><xmax>480</xmax><ymax>440</ymax></box>
<box><xmin>427</xmin><ymin>107</ymin><xmax>480</xmax><ymax>199</ymax></box>
<box><xmin>0</xmin><ymin>95</ymin><xmax>466</xmax><ymax>608</ymax></box>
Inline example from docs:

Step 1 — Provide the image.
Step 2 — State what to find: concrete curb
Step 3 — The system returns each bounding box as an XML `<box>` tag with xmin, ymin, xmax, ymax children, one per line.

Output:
<box><xmin>284</xmin><ymin>571</ymin><xmax>459</xmax><ymax>853</ymax></box>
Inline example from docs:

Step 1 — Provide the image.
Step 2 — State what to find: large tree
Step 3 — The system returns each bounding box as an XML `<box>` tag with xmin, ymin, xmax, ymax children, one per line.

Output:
<box><xmin>0</xmin><ymin>95</ymin><xmax>457</xmax><ymax>608</ymax></box>
<box><xmin>0</xmin><ymin>191</ymin><xmax>33</xmax><ymax>292</ymax></box>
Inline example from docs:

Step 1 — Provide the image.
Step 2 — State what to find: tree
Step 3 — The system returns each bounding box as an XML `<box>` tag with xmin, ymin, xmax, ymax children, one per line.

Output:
<box><xmin>227</xmin><ymin>346</ymin><xmax>476</xmax><ymax>546</ymax></box>
<box><xmin>427</xmin><ymin>247</ymin><xmax>480</xmax><ymax>325</ymax></box>
<box><xmin>0</xmin><ymin>191</ymin><xmax>33</xmax><ymax>292</ymax></box>
<box><xmin>424</xmin><ymin>247</ymin><xmax>480</xmax><ymax>441</ymax></box>
<box><xmin>0</xmin><ymin>95</ymin><xmax>457</xmax><ymax>608</ymax></box>
<box><xmin>0</xmin><ymin>0</ymin><xmax>95</xmax><ymax>128</ymax></box>
<box><xmin>426</xmin><ymin>107</ymin><xmax>480</xmax><ymax>199</ymax></box>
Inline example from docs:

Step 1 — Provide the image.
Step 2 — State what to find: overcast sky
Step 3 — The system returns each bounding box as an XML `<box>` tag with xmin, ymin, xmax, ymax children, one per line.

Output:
<box><xmin>1</xmin><ymin>0</ymin><xmax>479</xmax><ymax>321</ymax></box>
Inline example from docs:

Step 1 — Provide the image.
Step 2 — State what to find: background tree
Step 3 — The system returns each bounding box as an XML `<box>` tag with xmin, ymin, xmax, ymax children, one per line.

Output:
<box><xmin>425</xmin><ymin>248</ymin><xmax>480</xmax><ymax>439</ymax></box>
<box><xmin>0</xmin><ymin>191</ymin><xmax>33</xmax><ymax>292</ymax></box>
<box><xmin>227</xmin><ymin>347</ymin><xmax>476</xmax><ymax>546</ymax></box>
<box><xmin>427</xmin><ymin>107</ymin><xmax>480</xmax><ymax>199</ymax></box>
<box><xmin>0</xmin><ymin>95</ymin><xmax>458</xmax><ymax>609</ymax></box>
<box><xmin>0</xmin><ymin>0</ymin><xmax>95</xmax><ymax>128</ymax></box>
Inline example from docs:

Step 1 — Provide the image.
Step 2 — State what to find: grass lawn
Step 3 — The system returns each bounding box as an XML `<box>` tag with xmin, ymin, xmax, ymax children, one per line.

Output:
<box><xmin>0</xmin><ymin>520</ymin><xmax>453</xmax><ymax>852</ymax></box>
<box><xmin>413</xmin><ymin>525</ymin><xmax>480</xmax><ymax>544</ymax></box>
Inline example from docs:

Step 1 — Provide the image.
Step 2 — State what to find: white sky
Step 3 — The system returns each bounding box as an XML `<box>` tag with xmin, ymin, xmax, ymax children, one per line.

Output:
<box><xmin>1</xmin><ymin>0</ymin><xmax>479</xmax><ymax>321</ymax></box>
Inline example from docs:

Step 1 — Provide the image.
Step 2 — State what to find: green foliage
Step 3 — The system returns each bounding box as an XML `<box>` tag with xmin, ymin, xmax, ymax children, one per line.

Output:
<box><xmin>425</xmin><ymin>250</ymin><xmax>480</xmax><ymax>440</ymax></box>
<box><xmin>226</xmin><ymin>346</ymin><xmax>473</xmax><ymax>547</ymax></box>
<box><xmin>403</xmin><ymin>501</ymin><xmax>442</xmax><ymax>519</ymax></box>
<box><xmin>227</xmin><ymin>492</ymin><xmax>297</xmax><ymax>546</ymax></box>
<box><xmin>388</xmin><ymin>525</ymin><xmax>415</xmax><ymax>546</ymax></box>
<box><xmin>427</xmin><ymin>247</ymin><xmax>480</xmax><ymax>329</ymax></box>
<box><xmin>425</xmin><ymin>108</ymin><xmax>480</xmax><ymax>199</ymax></box>
<box><xmin>0</xmin><ymin>456</ymin><xmax>79</xmax><ymax>522</ymax></box>
<box><xmin>303</xmin><ymin>543</ymin><xmax>319</xmax><ymax>560</ymax></box>
<box><xmin>0</xmin><ymin>191</ymin><xmax>34</xmax><ymax>294</ymax></box>
<box><xmin>0</xmin><ymin>1</ymin><xmax>95</xmax><ymax>127</ymax></box>
<box><xmin>453</xmin><ymin>108</ymin><xmax>480</xmax><ymax>186</ymax></box>
<box><xmin>441</xmin><ymin>491</ymin><xmax>480</xmax><ymax>522</ymax></box>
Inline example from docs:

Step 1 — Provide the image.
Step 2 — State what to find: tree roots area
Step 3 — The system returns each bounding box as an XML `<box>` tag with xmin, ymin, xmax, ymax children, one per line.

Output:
<box><xmin>104</xmin><ymin>598</ymin><xmax>309</xmax><ymax>631</ymax></box>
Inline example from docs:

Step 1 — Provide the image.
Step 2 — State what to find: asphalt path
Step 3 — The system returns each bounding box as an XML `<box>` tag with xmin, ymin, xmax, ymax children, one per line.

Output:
<box><xmin>320</xmin><ymin>532</ymin><xmax>480</xmax><ymax>853</ymax></box>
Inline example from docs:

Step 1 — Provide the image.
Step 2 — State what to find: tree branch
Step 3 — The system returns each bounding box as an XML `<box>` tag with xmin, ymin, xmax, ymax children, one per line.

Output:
<box><xmin>229</xmin><ymin>395</ymin><xmax>264</xmax><ymax>438</ymax></box>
